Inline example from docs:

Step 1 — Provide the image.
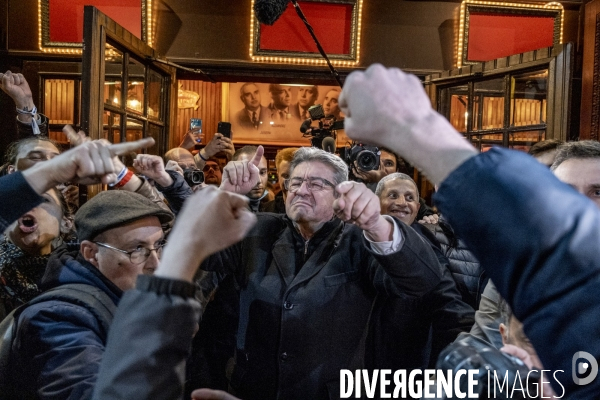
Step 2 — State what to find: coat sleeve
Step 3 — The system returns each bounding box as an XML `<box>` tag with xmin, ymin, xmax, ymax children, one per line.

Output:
<box><xmin>434</xmin><ymin>147</ymin><xmax>600</xmax><ymax>397</ymax></box>
<box><xmin>14</xmin><ymin>301</ymin><xmax>107</xmax><ymax>400</ymax></box>
<box><xmin>155</xmin><ymin>169</ymin><xmax>194</xmax><ymax>215</ymax></box>
<box><xmin>16</xmin><ymin>113</ymin><xmax>49</xmax><ymax>136</ymax></box>
<box><xmin>92</xmin><ymin>275</ymin><xmax>200</xmax><ymax>400</ymax></box>
<box><xmin>364</xmin><ymin>219</ymin><xmax>443</xmax><ymax>297</ymax></box>
<box><xmin>0</xmin><ymin>172</ymin><xmax>44</xmax><ymax>231</ymax></box>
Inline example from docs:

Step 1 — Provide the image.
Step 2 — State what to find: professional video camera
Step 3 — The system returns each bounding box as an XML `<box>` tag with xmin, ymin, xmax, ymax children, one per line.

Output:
<box><xmin>300</xmin><ymin>104</ymin><xmax>344</xmax><ymax>153</ymax></box>
<box><xmin>183</xmin><ymin>168</ymin><xmax>204</xmax><ymax>187</ymax></box>
<box><xmin>434</xmin><ymin>335</ymin><xmax>541</xmax><ymax>399</ymax></box>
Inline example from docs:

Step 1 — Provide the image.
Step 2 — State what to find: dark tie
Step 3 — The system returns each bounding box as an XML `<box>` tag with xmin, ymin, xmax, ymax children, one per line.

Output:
<box><xmin>279</xmin><ymin>110</ymin><xmax>285</xmax><ymax>121</ymax></box>
<box><xmin>252</xmin><ymin>111</ymin><xmax>258</xmax><ymax>129</ymax></box>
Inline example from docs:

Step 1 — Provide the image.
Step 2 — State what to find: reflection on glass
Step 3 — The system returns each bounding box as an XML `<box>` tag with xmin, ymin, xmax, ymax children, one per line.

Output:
<box><xmin>508</xmin><ymin>130</ymin><xmax>546</xmax><ymax>151</ymax></box>
<box><xmin>102</xmin><ymin>111</ymin><xmax>121</xmax><ymax>143</ymax></box>
<box><xmin>146</xmin><ymin>123</ymin><xmax>162</xmax><ymax>156</ymax></box>
<box><xmin>440</xmin><ymin>86</ymin><xmax>468</xmax><ymax>133</ymax></box>
<box><xmin>127</xmin><ymin>58</ymin><xmax>145</xmax><ymax>114</ymax></box>
<box><xmin>44</xmin><ymin>79</ymin><xmax>75</xmax><ymax>125</ymax></box>
<box><xmin>147</xmin><ymin>70</ymin><xmax>163</xmax><ymax>120</ymax></box>
<box><xmin>104</xmin><ymin>44</ymin><xmax>123</xmax><ymax>107</ymax></box>
<box><xmin>472</xmin><ymin>78</ymin><xmax>504</xmax><ymax>130</ymax></box>
<box><xmin>510</xmin><ymin>70</ymin><xmax>548</xmax><ymax>127</ymax></box>
<box><xmin>126</xmin><ymin>118</ymin><xmax>144</xmax><ymax>143</ymax></box>
<box><xmin>104</xmin><ymin>80</ymin><xmax>122</xmax><ymax>107</ymax></box>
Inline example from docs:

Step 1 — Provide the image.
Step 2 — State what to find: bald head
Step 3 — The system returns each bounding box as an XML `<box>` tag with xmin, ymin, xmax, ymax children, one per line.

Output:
<box><xmin>165</xmin><ymin>148</ymin><xmax>196</xmax><ymax>170</ymax></box>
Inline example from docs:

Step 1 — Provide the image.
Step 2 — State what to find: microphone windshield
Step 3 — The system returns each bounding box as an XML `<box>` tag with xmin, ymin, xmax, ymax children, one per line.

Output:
<box><xmin>322</xmin><ymin>137</ymin><xmax>336</xmax><ymax>154</ymax></box>
<box><xmin>255</xmin><ymin>0</ymin><xmax>290</xmax><ymax>25</ymax></box>
<box><xmin>300</xmin><ymin>119</ymin><xmax>312</xmax><ymax>134</ymax></box>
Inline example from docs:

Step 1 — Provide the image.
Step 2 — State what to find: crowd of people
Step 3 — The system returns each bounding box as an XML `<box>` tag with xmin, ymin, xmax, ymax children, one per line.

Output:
<box><xmin>0</xmin><ymin>65</ymin><xmax>599</xmax><ymax>400</ymax></box>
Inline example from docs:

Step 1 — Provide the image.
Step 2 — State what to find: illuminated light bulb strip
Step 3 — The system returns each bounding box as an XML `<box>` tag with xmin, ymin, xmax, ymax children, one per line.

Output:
<box><xmin>456</xmin><ymin>0</ymin><xmax>563</xmax><ymax>68</ymax></box>
<box><xmin>147</xmin><ymin>0</ymin><xmax>153</xmax><ymax>47</ymax></box>
<box><xmin>249</xmin><ymin>0</ymin><xmax>362</xmax><ymax>67</ymax></box>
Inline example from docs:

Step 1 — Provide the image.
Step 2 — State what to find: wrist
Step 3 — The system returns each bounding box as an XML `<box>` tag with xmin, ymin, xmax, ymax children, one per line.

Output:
<box><xmin>15</xmin><ymin>99</ymin><xmax>35</xmax><ymax>111</ymax></box>
<box><xmin>22</xmin><ymin>162</ymin><xmax>58</xmax><ymax>195</ymax></box>
<box><xmin>363</xmin><ymin>215</ymin><xmax>393</xmax><ymax>242</ymax></box>
<box><xmin>155</xmin><ymin>172</ymin><xmax>174</xmax><ymax>187</ymax></box>
<box><xmin>199</xmin><ymin>149</ymin><xmax>209</xmax><ymax>161</ymax></box>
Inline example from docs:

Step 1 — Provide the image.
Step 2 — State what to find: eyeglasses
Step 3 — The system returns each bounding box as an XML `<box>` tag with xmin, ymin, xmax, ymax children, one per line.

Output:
<box><xmin>203</xmin><ymin>164</ymin><xmax>219</xmax><ymax>172</ymax></box>
<box><xmin>284</xmin><ymin>177</ymin><xmax>336</xmax><ymax>193</ymax></box>
<box><xmin>94</xmin><ymin>240</ymin><xmax>167</xmax><ymax>264</ymax></box>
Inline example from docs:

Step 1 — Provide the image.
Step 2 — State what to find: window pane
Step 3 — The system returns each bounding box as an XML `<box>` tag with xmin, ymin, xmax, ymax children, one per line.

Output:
<box><xmin>44</xmin><ymin>79</ymin><xmax>75</xmax><ymax>125</ymax></box>
<box><xmin>508</xmin><ymin>130</ymin><xmax>546</xmax><ymax>151</ymax></box>
<box><xmin>102</xmin><ymin>111</ymin><xmax>121</xmax><ymax>143</ymax></box>
<box><xmin>127</xmin><ymin>58</ymin><xmax>145</xmax><ymax>114</ymax></box>
<box><xmin>147</xmin><ymin>69</ymin><xmax>164</xmax><ymax>120</ymax></box>
<box><xmin>510</xmin><ymin>70</ymin><xmax>548</xmax><ymax>127</ymax></box>
<box><xmin>440</xmin><ymin>85</ymin><xmax>469</xmax><ymax>133</ymax></box>
<box><xmin>104</xmin><ymin>44</ymin><xmax>123</xmax><ymax>107</ymax></box>
<box><xmin>471</xmin><ymin>133</ymin><xmax>503</xmax><ymax>151</ymax></box>
<box><xmin>473</xmin><ymin>78</ymin><xmax>504</xmax><ymax>130</ymax></box>
<box><xmin>147</xmin><ymin>123</ymin><xmax>162</xmax><ymax>156</ymax></box>
<box><xmin>126</xmin><ymin>117</ymin><xmax>144</xmax><ymax>143</ymax></box>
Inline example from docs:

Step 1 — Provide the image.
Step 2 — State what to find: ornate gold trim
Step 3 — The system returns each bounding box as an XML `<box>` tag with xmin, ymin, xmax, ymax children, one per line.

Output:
<box><xmin>250</xmin><ymin>0</ymin><xmax>363</xmax><ymax>66</ymax></box>
<box><xmin>39</xmin><ymin>0</ymin><xmax>152</xmax><ymax>53</ymax></box>
<box><xmin>457</xmin><ymin>0</ymin><xmax>563</xmax><ymax>68</ymax></box>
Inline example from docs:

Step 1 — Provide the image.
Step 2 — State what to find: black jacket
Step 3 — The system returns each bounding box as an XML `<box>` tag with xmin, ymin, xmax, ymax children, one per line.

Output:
<box><xmin>423</xmin><ymin>217</ymin><xmax>487</xmax><ymax>309</ymax></box>
<box><xmin>200</xmin><ymin>213</ymin><xmax>441</xmax><ymax>400</ymax></box>
<box><xmin>365</xmin><ymin>223</ymin><xmax>475</xmax><ymax>377</ymax></box>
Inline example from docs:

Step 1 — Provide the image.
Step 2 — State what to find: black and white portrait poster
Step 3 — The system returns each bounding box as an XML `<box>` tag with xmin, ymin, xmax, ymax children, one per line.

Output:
<box><xmin>228</xmin><ymin>82</ymin><xmax>348</xmax><ymax>146</ymax></box>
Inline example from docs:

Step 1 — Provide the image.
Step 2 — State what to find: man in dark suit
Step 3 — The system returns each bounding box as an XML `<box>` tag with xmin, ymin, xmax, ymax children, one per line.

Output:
<box><xmin>293</xmin><ymin>85</ymin><xmax>318</xmax><ymax>121</ymax></box>
<box><xmin>267</xmin><ymin>84</ymin><xmax>300</xmax><ymax>122</ymax></box>
<box><xmin>234</xmin><ymin>83</ymin><xmax>270</xmax><ymax>131</ymax></box>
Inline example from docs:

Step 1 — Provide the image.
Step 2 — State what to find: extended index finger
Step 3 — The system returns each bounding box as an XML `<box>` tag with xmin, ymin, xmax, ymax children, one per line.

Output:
<box><xmin>108</xmin><ymin>137</ymin><xmax>155</xmax><ymax>156</ymax></box>
<box><xmin>250</xmin><ymin>145</ymin><xmax>264</xmax><ymax>166</ymax></box>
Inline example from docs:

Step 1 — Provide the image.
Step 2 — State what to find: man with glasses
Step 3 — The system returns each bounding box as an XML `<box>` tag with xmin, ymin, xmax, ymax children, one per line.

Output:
<box><xmin>8</xmin><ymin>189</ymin><xmax>173</xmax><ymax>398</ymax></box>
<box><xmin>203</xmin><ymin>159</ymin><xmax>222</xmax><ymax>186</ymax></box>
<box><xmin>200</xmin><ymin>146</ymin><xmax>441</xmax><ymax>400</ymax></box>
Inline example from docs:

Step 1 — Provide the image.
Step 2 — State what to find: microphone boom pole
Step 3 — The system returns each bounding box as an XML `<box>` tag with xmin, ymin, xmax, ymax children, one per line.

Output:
<box><xmin>290</xmin><ymin>0</ymin><xmax>344</xmax><ymax>88</ymax></box>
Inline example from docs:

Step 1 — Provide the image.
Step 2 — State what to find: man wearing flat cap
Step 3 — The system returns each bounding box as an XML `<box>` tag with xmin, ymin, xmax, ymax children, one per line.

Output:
<box><xmin>6</xmin><ymin>190</ymin><xmax>173</xmax><ymax>399</ymax></box>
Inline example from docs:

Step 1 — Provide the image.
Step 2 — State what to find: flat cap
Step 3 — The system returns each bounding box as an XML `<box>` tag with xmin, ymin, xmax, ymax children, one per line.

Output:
<box><xmin>75</xmin><ymin>190</ymin><xmax>173</xmax><ymax>242</ymax></box>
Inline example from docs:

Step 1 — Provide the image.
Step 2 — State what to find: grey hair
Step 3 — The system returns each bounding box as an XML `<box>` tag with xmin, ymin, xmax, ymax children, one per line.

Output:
<box><xmin>551</xmin><ymin>140</ymin><xmax>600</xmax><ymax>171</ymax></box>
<box><xmin>239</xmin><ymin>82</ymin><xmax>258</xmax><ymax>97</ymax></box>
<box><xmin>289</xmin><ymin>147</ymin><xmax>348</xmax><ymax>185</ymax></box>
<box><xmin>375</xmin><ymin>172</ymin><xmax>418</xmax><ymax>197</ymax></box>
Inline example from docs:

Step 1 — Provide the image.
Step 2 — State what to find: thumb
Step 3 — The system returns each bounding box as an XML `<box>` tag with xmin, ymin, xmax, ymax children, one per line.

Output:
<box><xmin>250</xmin><ymin>145</ymin><xmax>264</xmax><ymax>167</ymax></box>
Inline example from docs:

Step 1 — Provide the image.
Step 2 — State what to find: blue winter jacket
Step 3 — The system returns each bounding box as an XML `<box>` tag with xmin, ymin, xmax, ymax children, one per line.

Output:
<box><xmin>9</xmin><ymin>246</ymin><xmax>121</xmax><ymax>399</ymax></box>
<box><xmin>435</xmin><ymin>148</ymin><xmax>600</xmax><ymax>398</ymax></box>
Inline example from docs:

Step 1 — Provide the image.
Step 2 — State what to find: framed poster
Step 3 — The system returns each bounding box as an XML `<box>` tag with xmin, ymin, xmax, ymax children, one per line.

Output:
<box><xmin>39</xmin><ymin>0</ymin><xmax>151</xmax><ymax>53</ymax></box>
<box><xmin>458</xmin><ymin>0</ymin><xmax>563</xmax><ymax>67</ymax></box>
<box><xmin>228</xmin><ymin>82</ymin><xmax>348</xmax><ymax>147</ymax></box>
<box><xmin>250</xmin><ymin>0</ymin><xmax>363</xmax><ymax>66</ymax></box>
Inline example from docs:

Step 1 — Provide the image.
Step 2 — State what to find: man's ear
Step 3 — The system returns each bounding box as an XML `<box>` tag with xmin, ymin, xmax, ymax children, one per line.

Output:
<box><xmin>80</xmin><ymin>240</ymin><xmax>100</xmax><ymax>268</ymax></box>
<box><xmin>499</xmin><ymin>323</ymin><xmax>509</xmax><ymax>346</ymax></box>
<box><xmin>60</xmin><ymin>216</ymin><xmax>73</xmax><ymax>235</ymax></box>
<box><xmin>7</xmin><ymin>165</ymin><xmax>16</xmax><ymax>174</ymax></box>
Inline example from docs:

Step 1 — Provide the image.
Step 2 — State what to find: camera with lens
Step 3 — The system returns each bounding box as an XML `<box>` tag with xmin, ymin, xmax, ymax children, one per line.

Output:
<box><xmin>342</xmin><ymin>143</ymin><xmax>381</xmax><ymax>172</ymax></box>
<box><xmin>183</xmin><ymin>168</ymin><xmax>204</xmax><ymax>187</ymax></box>
<box><xmin>433</xmin><ymin>335</ymin><xmax>540</xmax><ymax>399</ymax></box>
<box><xmin>300</xmin><ymin>104</ymin><xmax>344</xmax><ymax>152</ymax></box>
